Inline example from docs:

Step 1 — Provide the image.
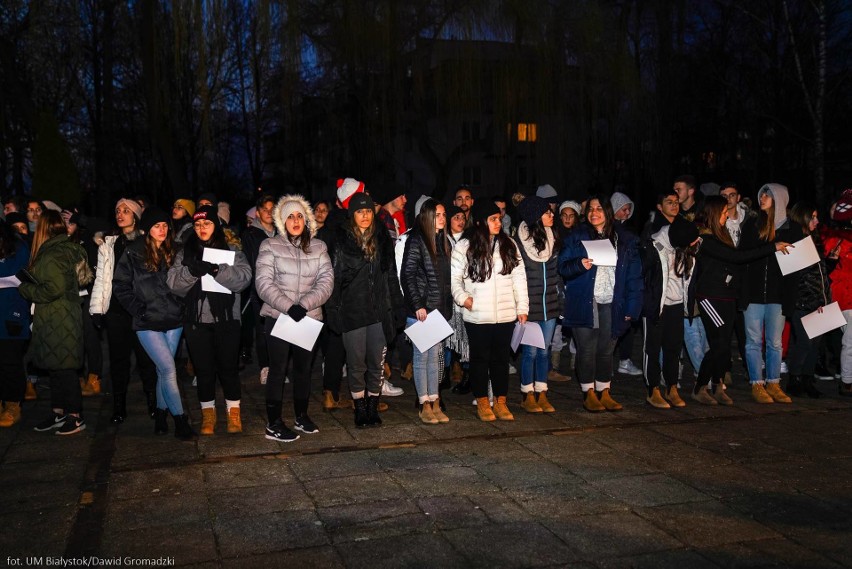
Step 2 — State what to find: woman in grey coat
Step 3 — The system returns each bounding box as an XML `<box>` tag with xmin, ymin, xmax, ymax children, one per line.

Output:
<box><xmin>167</xmin><ymin>205</ymin><xmax>252</xmax><ymax>435</ymax></box>
<box><xmin>255</xmin><ymin>195</ymin><xmax>334</xmax><ymax>442</ymax></box>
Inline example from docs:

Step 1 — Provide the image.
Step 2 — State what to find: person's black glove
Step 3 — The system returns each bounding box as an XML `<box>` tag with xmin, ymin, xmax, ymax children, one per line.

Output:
<box><xmin>201</xmin><ymin>261</ymin><xmax>219</xmax><ymax>276</ymax></box>
<box><xmin>91</xmin><ymin>314</ymin><xmax>106</xmax><ymax>330</ymax></box>
<box><xmin>287</xmin><ymin>304</ymin><xmax>307</xmax><ymax>322</ymax></box>
<box><xmin>187</xmin><ymin>260</ymin><xmax>206</xmax><ymax>278</ymax></box>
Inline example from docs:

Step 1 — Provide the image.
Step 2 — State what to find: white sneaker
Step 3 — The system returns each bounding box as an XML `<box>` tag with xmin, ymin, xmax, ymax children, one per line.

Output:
<box><xmin>382</xmin><ymin>380</ymin><xmax>404</xmax><ymax>396</ymax></box>
<box><xmin>617</xmin><ymin>359</ymin><xmax>642</xmax><ymax>376</ymax></box>
<box><xmin>780</xmin><ymin>361</ymin><xmax>788</xmax><ymax>374</ymax></box>
<box><xmin>285</xmin><ymin>376</ymin><xmax>290</xmax><ymax>384</ymax></box>
<box><xmin>260</xmin><ymin>367</ymin><xmax>269</xmax><ymax>385</ymax></box>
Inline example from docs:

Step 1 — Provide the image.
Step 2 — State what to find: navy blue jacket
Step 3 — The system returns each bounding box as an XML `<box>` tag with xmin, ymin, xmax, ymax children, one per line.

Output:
<box><xmin>558</xmin><ymin>224</ymin><xmax>643</xmax><ymax>339</ymax></box>
<box><xmin>0</xmin><ymin>238</ymin><xmax>31</xmax><ymax>340</ymax></box>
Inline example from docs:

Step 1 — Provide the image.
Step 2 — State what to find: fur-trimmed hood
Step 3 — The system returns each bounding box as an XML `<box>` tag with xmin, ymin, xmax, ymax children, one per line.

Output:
<box><xmin>272</xmin><ymin>194</ymin><xmax>317</xmax><ymax>239</ymax></box>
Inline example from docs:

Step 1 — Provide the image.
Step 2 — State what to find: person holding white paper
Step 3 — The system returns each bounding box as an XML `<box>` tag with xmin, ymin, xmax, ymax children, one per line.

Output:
<box><xmin>0</xmin><ymin>220</ymin><xmax>30</xmax><ymax>428</ymax></box>
<box><xmin>167</xmin><ymin>206</ymin><xmax>252</xmax><ymax>435</ymax></box>
<box><xmin>784</xmin><ymin>203</ymin><xmax>830</xmax><ymax>398</ymax></box>
<box><xmin>514</xmin><ymin>196</ymin><xmax>562</xmax><ymax>414</ymax></box>
<box><xmin>822</xmin><ymin>192</ymin><xmax>852</xmax><ymax>397</ymax></box>
<box><xmin>401</xmin><ymin>199</ymin><xmax>453</xmax><ymax>424</ymax></box>
<box><xmin>452</xmin><ymin>201</ymin><xmax>529</xmax><ymax>422</ymax></box>
<box><xmin>255</xmin><ymin>195</ymin><xmax>334</xmax><ymax>442</ymax></box>
<box><xmin>558</xmin><ymin>195</ymin><xmax>643</xmax><ymax>413</ymax></box>
<box><xmin>689</xmin><ymin>196</ymin><xmax>790</xmax><ymax>406</ymax></box>
<box><xmin>740</xmin><ymin>184</ymin><xmax>799</xmax><ymax>404</ymax></box>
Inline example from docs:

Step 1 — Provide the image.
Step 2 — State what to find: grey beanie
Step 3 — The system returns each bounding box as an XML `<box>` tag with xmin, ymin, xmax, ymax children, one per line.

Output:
<box><xmin>414</xmin><ymin>195</ymin><xmax>433</xmax><ymax>217</ymax></box>
<box><xmin>610</xmin><ymin>192</ymin><xmax>634</xmax><ymax>220</ymax></box>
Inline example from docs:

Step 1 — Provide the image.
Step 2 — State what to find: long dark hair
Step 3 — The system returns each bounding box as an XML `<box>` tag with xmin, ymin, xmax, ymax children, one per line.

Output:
<box><xmin>674</xmin><ymin>243</ymin><xmax>698</xmax><ymax>279</ymax></box>
<box><xmin>144</xmin><ymin>224</ymin><xmax>177</xmax><ymax>272</ymax></box>
<box><xmin>465</xmin><ymin>214</ymin><xmax>520</xmax><ymax>283</ymax></box>
<box><xmin>790</xmin><ymin>202</ymin><xmax>817</xmax><ymax>236</ymax></box>
<box><xmin>585</xmin><ymin>195</ymin><xmax>615</xmax><ymax>244</ymax></box>
<box><xmin>758</xmin><ymin>199</ymin><xmax>776</xmax><ymax>242</ymax></box>
<box><xmin>347</xmin><ymin>211</ymin><xmax>378</xmax><ymax>261</ymax></box>
<box><xmin>0</xmin><ymin>220</ymin><xmax>19</xmax><ymax>259</ymax></box>
<box><xmin>417</xmin><ymin>200</ymin><xmax>450</xmax><ymax>262</ymax></box>
<box><xmin>697</xmin><ymin>196</ymin><xmax>734</xmax><ymax>247</ymax></box>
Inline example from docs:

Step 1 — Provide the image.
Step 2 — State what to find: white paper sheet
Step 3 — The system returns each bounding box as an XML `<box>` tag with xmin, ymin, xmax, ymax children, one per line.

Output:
<box><xmin>801</xmin><ymin>302</ymin><xmax>847</xmax><ymax>339</ymax></box>
<box><xmin>270</xmin><ymin>314</ymin><xmax>324</xmax><ymax>351</ymax></box>
<box><xmin>0</xmin><ymin>275</ymin><xmax>21</xmax><ymax>289</ymax></box>
<box><xmin>404</xmin><ymin>310</ymin><xmax>454</xmax><ymax>353</ymax></box>
<box><xmin>200</xmin><ymin>247</ymin><xmax>236</xmax><ymax>294</ymax></box>
<box><xmin>581</xmin><ymin>239</ymin><xmax>617</xmax><ymax>266</ymax></box>
<box><xmin>510</xmin><ymin>322</ymin><xmax>547</xmax><ymax>352</ymax></box>
<box><xmin>775</xmin><ymin>235</ymin><xmax>820</xmax><ymax>276</ymax></box>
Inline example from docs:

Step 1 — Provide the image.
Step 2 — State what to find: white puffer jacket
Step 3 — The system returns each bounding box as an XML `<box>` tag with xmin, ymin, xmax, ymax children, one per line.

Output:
<box><xmin>89</xmin><ymin>235</ymin><xmax>118</xmax><ymax>315</ymax></box>
<box><xmin>451</xmin><ymin>237</ymin><xmax>529</xmax><ymax>324</ymax></box>
<box><xmin>255</xmin><ymin>195</ymin><xmax>334</xmax><ymax>321</ymax></box>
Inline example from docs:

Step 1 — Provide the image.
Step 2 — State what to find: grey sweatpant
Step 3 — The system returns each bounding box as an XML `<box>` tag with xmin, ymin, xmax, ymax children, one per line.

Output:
<box><xmin>342</xmin><ymin>322</ymin><xmax>387</xmax><ymax>398</ymax></box>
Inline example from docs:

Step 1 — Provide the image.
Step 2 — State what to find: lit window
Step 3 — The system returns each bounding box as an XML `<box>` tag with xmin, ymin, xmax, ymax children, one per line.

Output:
<box><xmin>517</xmin><ymin>123</ymin><xmax>537</xmax><ymax>142</ymax></box>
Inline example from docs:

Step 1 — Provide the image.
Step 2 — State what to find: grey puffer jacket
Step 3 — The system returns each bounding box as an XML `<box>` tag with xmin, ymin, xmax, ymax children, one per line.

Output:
<box><xmin>255</xmin><ymin>194</ymin><xmax>334</xmax><ymax>321</ymax></box>
<box><xmin>167</xmin><ymin>247</ymin><xmax>252</xmax><ymax>323</ymax></box>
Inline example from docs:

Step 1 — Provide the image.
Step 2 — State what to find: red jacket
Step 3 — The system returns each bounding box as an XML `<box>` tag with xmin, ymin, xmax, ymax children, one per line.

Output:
<box><xmin>822</xmin><ymin>226</ymin><xmax>852</xmax><ymax>310</ymax></box>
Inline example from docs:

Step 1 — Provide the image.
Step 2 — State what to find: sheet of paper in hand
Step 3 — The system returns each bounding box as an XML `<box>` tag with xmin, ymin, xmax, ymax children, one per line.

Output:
<box><xmin>581</xmin><ymin>239</ymin><xmax>617</xmax><ymax>266</ymax></box>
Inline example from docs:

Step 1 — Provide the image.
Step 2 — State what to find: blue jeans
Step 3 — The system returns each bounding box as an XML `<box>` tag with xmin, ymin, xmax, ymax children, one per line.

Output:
<box><xmin>520</xmin><ymin>319</ymin><xmax>558</xmax><ymax>392</ymax></box>
<box><xmin>408</xmin><ymin>317</ymin><xmax>442</xmax><ymax>403</ymax></box>
<box><xmin>683</xmin><ymin>317</ymin><xmax>708</xmax><ymax>373</ymax></box>
<box><xmin>744</xmin><ymin>303</ymin><xmax>785</xmax><ymax>383</ymax></box>
<box><xmin>137</xmin><ymin>328</ymin><xmax>184</xmax><ymax>415</ymax></box>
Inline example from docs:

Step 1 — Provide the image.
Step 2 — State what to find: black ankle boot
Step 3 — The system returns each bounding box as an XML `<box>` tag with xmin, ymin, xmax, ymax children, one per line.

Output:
<box><xmin>154</xmin><ymin>408</ymin><xmax>168</xmax><ymax>435</ymax></box>
<box><xmin>145</xmin><ymin>391</ymin><xmax>157</xmax><ymax>418</ymax></box>
<box><xmin>354</xmin><ymin>398</ymin><xmax>369</xmax><ymax>428</ymax></box>
<box><xmin>802</xmin><ymin>375</ymin><xmax>822</xmax><ymax>398</ymax></box>
<box><xmin>111</xmin><ymin>393</ymin><xmax>127</xmax><ymax>424</ymax></box>
<box><xmin>452</xmin><ymin>370</ymin><xmax>471</xmax><ymax>394</ymax></box>
<box><xmin>366</xmin><ymin>395</ymin><xmax>383</xmax><ymax>427</ymax></box>
<box><xmin>786</xmin><ymin>375</ymin><xmax>803</xmax><ymax>396</ymax></box>
<box><xmin>173</xmin><ymin>414</ymin><xmax>197</xmax><ymax>441</ymax></box>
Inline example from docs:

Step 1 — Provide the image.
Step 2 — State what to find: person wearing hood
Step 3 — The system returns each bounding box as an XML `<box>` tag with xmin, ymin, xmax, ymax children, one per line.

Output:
<box><xmin>739</xmin><ymin>183</ymin><xmax>799</xmax><ymax>404</ymax></box>
<box><xmin>609</xmin><ymin>192</ymin><xmax>643</xmax><ymax>377</ymax></box>
<box><xmin>241</xmin><ymin>193</ymin><xmax>278</xmax><ymax>386</ymax></box>
<box><xmin>514</xmin><ymin>196</ymin><xmax>563</xmax><ymax>413</ymax></box>
<box><xmin>641</xmin><ymin>217</ymin><xmax>700</xmax><ymax>409</ymax></box>
<box><xmin>167</xmin><ymin>206</ymin><xmax>252</xmax><ymax>436</ymax></box>
<box><xmin>254</xmin><ymin>195</ymin><xmax>333</xmax><ymax>441</ymax></box>
<box><xmin>610</xmin><ymin>192</ymin><xmax>634</xmax><ymax>223</ymax></box>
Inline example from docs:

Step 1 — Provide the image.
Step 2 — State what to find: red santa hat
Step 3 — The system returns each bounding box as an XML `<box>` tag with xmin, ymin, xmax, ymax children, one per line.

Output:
<box><xmin>336</xmin><ymin>178</ymin><xmax>365</xmax><ymax>209</ymax></box>
<box><xmin>831</xmin><ymin>189</ymin><xmax>852</xmax><ymax>222</ymax></box>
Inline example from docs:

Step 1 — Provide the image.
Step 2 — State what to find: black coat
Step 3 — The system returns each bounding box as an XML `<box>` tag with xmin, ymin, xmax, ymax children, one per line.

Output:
<box><xmin>113</xmin><ymin>239</ymin><xmax>184</xmax><ymax>331</ymax></box>
<box><xmin>400</xmin><ymin>228</ymin><xmax>452</xmax><ymax>319</ymax></box>
<box><xmin>325</xmin><ymin>224</ymin><xmax>405</xmax><ymax>340</ymax></box>
<box><xmin>740</xmin><ymin>217</ymin><xmax>802</xmax><ymax>312</ymax></box>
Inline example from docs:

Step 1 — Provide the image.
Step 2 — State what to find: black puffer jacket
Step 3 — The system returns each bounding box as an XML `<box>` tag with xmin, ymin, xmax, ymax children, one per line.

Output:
<box><xmin>400</xmin><ymin>228</ymin><xmax>452</xmax><ymax>319</ymax></box>
<box><xmin>113</xmin><ymin>239</ymin><xmax>184</xmax><ymax>331</ymax></box>
<box><xmin>515</xmin><ymin>224</ymin><xmax>561</xmax><ymax>322</ymax></box>
<box><xmin>740</xmin><ymin>217</ymin><xmax>802</xmax><ymax>311</ymax></box>
<box><xmin>325</xmin><ymin>224</ymin><xmax>405</xmax><ymax>340</ymax></box>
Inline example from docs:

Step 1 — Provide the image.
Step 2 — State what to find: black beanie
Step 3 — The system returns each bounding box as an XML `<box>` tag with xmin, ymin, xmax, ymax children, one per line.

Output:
<box><xmin>516</xmin><ymin>196</ymin><xmax>550</xmax><ymax>227</ymax></box>
<box><xmin>192</xmin><ymin>205</ymin><xmax>221</xmax><ymax>228</ymax></box>
<box><xmin>470</xmin><ymin>201</ymin><xmax>500</xmax><ymax>225</ymax></box>
<box><xmin>668</xmin><ymin>217</ymin><xmax>699</xmax><ymax>248</ymax></box>
<box><xmin>348</xmin><ymin>193</ymin><xmax>375</xmax><ymax>217</ymax></box>
<box><xmin>140</xmin><ymin>206</ymin><xmax>170</xmax><ymax>234</ymax></box>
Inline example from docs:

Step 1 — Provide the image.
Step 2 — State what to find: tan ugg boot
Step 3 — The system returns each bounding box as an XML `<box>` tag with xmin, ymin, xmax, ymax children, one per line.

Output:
<box><xmin>419</xmin><ymin>401</ymin><xmax>438</xmax><ymax>424</ymax></box>
<box><xmin>691</xmin><ymin>386</ymin><xmax>717</xmax><ymax>405</ymax></box>
<box><xmin>451</xmin><ymin>362</ymin><xmax>463</xmax><ymax>383</ymax></box>
<box><xmin>200</xmin><ymin>408</ymin><xmax>216</xmax><ymax>435</ymax></box>
<box><xmin>81</xmin><ymin>373</ymin><xmax>101</xmax><ymax>397</ymax></box>
<box><xmin>714</xmin><ymin>385</ymin><xmax>734</xmax><ymax>405</ymax></box>
<box><xmin>521</xmin><ymin>392</ymin><xmax>542</xmax><ymax>413</ymax></box>
<box><xmin>536</xmin><ymin>391</ymin><xmax>555</xmax><ymax>413</ymax></box>
<box><xmin>0</xmin><ymin>402</ymin><xmax>21</xmax><ymax>427</ymax></box>
<box><xmin>751</xmin><ymin>383</ymin><xmax>774</xmax><ymax>404</ymax></box>
<box><xmin>226</xmin><ymin>407</ymin><xmax>242</xmax><ymax>433</ymax></box>
<box><xmin>431</xmin><ymin>398</ymin><xmax>449</xmax><ymax>423</ymax></box>
<box><xmin>401</xmin><ymin>362</ymin><xmax>413</xmax><ymax>381</ymax></box>
<box><xmin>664</xmin><ymin>386</ymin><xmax>687</xmax><ymax>408</ymax></box>
<box><xmin>476</xmin><ymin>397</ymin><xmax>496</xmax><ymax>421</ymax></box>
<box><xmin>493</xmin><ymin>396</ymin><xmax>514</xmax><ymax>421</ymax></box>
<box><xmin>583</xmin><ymin>389</ymin><xmax>605</xmax><ymax>412</ymax></box>
<box><xmin>598</xmin><ymin>388</ymin><xmax>623</xmax><ymax>411</ymax></box>
<box><xmin>25</xmin><ymin>382</ymin><xmax>37</xmax><ymax>401</ymax></box>
<box><xmin>646</xmin><ymin>387</ymin><xmax>671</xmax><ymax>409</ymax></box>
<box><xmin>765</xmin><ymin>382</ymin><xmax>792</xmax><ymax>404</ymax></box>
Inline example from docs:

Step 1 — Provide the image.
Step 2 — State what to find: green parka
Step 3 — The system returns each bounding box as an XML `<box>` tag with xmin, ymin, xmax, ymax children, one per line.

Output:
<box><xmin>18</xmin><ymin>235</ymin><xmax>87</xmax><ymax>370</ymax></box>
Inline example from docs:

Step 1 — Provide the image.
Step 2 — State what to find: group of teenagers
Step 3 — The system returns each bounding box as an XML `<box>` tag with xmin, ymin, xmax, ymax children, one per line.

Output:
<box><xmin>1</xmin><ymin>174</ymin><xmax>851</xmax><ymax>443</ymax></box>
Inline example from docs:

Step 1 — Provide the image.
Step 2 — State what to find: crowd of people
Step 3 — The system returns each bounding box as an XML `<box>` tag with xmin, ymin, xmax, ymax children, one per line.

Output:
<box><xmin>2</xmin><ymin>175</ymin><xmax>851</xmax><ymax>442</ymax></box>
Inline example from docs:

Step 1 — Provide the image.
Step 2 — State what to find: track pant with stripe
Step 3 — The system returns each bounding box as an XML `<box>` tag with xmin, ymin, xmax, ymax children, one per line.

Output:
<box><xmin>696</xmin><ymin>298</ymin><xmax>737</xmax><ymax>390</ymax></box>
<box><xmin>642</xmin><ymin>304</ymin><xmax>684</xmax><ymax>396</ymax></box>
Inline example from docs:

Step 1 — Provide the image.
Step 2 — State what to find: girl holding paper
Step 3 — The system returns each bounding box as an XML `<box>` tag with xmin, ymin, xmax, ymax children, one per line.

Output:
<box><xmin>558</xmin><ymin>195</ymin><xmax>643</xmax><ymax>413</ymax></box>
<box><xmin>255</xmin><ymin>195</ymin><xmax>333</xmax><ymax>441</ymax></box>
<box><xmin>451</xmin><ymin>201</ymin><xmax>529</xmax><ymax>422</ymax></box>
<box><xmin>401</xmin><ymin>199</ymin><xmax>453</xmax><ymax>424</ymax></box>
<box><xmin>113</xmin><ymin>207</ymin><xmax>196</xmax><ymax>440</ymax></box>
<box><xmin>514</xmin><ymin>196</ymin><xmax>562</xmax><ymax>413</ymax></box>
<box><xmin>167</xmin><ymin>205</ymin><xmax>252</xmax><ymax>435</ymax></box>
<box><xmin>689</xmin><ymin>196</ymin><xmax>790</xmax><ymax>405</ymax></box>
<box><xmin>740</xmin><ymin>184</ymin><xmax>800</xmax><ymax>404</ymax></box>
<box><xmin>784</xmin><ymin>203</ymin><xmax>830</xmax><ymax>398</ymax></box>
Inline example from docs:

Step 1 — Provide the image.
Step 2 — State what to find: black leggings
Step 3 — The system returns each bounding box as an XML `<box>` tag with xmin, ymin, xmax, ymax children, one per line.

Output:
<box><xmin>264</xmin><ymin>318</ymin><xmax>313</xmax><ymax>404</ymax></box>
<box><xmin>642</xmin><ymin>304</ymin><xmax>684</xmax><ymax>395</ymax></box>
<box><xmin>105</xmin><ymin>306</ymin><xmax>157</xmax><ymax>396</ymax></box>
<box><xmin>0</xmin><ymin>339</ymin><xmax>27</xmax><ymax>403</ymax></box>
<box><xmin>464</xmin><ymin>321</ymin><xmax>514</xmax><ymax>399</ymax></box>
<box><xmin>696</xmin><ymin>298</ymin><xmax>737</xmax><ymax>389</ymax></box>
<box><xmin>185</xmin><ymin>320</ymin><xmax>241</xmax><ymax>403</ymax></box>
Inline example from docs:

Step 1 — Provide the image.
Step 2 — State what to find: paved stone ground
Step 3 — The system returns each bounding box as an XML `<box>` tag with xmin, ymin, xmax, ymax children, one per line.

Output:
<box><xmin>2</xmin><ymin>353</ymin><xmax>852</xmax><ymax>568</ymax></box>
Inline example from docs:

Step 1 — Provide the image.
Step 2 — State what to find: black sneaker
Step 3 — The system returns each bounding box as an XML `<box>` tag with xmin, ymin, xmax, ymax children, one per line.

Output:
<box><xmin>265</xmin><ymin>419</ymin><xmax>300</xmax><ymax>443</ymax></box>
<box><xmin>56</xmin><ymin>416</ymin><xmax>86</xmax><ymax>436</ymax></box>
<box><xmin>294</xmin><ymin>415</ymin><xmax>319</xmax><ymax>434</ymax></box>
<box><xmin>33</xmin><ymin>413</ymin><xmax>66</xmax><ymax>432</ymax></box>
